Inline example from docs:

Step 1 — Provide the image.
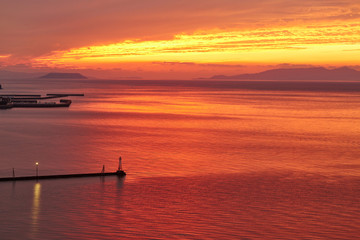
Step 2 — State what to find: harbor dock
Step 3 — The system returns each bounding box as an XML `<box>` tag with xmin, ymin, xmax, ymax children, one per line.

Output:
<box><xmin>0</xmin><ymin>93</ymin><xmax>84</xmax><ymax>109</ymax></box>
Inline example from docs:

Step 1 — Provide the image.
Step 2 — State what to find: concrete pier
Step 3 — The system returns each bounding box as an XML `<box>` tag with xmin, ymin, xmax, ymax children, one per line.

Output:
<box><xmin>0</xmin><ymin>170</ymin><xmax>126</xmax><ymax>182</ymax></box>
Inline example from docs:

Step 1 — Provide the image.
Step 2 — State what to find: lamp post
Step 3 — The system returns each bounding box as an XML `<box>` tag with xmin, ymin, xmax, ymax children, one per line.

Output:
<box><xmin>36</xmin><ymin>162</ymin><xmax>39</xmax><ymax>178</ymax></box>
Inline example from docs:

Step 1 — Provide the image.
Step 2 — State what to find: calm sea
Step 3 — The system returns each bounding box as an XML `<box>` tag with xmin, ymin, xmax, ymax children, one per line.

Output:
<box><xmin>0</xmin><ymin>78</ymin><xmax>359</xmax><ymax>239</ymax></box>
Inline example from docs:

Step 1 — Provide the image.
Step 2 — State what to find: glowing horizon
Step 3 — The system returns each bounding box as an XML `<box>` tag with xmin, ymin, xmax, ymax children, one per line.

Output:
<box><xmin>32</xmin><ymin>22</ymin><xmax>360</xmax><ymax>69</ymax></box>
<box><xmin>1</xmin><ymin>0</ymin><xmax>360</xmax><ymax>78</ymax></box>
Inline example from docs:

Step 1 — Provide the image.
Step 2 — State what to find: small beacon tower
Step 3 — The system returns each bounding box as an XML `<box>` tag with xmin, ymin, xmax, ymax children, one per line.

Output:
<box><xmin>116</xmin><ymin>156</ymin><xmax>126</xmax><ymax>176</ymax></box>
<box><xmin>118</xmin><ymin>156</ymin><xmax>123</xmax><ymax>171</ymax></box>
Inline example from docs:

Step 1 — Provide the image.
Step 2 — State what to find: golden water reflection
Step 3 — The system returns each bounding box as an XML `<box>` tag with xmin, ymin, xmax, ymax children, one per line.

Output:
<box><xmin>31</xmin><ymin>183</ymin><xmax>41</xmax><ymax>238</ymax></box>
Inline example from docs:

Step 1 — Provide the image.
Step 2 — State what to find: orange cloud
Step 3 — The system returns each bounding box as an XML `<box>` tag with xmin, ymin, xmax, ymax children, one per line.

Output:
<box><xmin>32</xmin><ymin>22</ymin><xmax>360</xmax><ymax>68</ymax></box>
<box><xmin>1</xmin><ymin>0</ymin><xmax>359</xmax><ymax>71</ymax></box>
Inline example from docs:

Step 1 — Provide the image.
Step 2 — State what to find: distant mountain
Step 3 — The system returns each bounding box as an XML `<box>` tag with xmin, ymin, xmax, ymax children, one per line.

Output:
<box><xmin>211</xmin><ymin>67</ymin><xmax>360</xmax><ymax>80</ymax></box>
<box><xmin>40</xmin><ymin>72</ymin><xmax>87</xmax><ymax>79</ymax></box>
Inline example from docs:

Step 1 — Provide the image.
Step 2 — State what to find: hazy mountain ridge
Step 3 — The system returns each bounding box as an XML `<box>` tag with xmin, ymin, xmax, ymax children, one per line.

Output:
<box><xmin>211</xmin><ymin>67</ymin><xmax>360</xmax><ymax>80</ymax></box>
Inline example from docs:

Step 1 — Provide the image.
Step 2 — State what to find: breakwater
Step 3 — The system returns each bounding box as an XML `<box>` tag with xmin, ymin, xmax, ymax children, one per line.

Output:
<box><xmin>0</xmin><ymin>170</ymin><xmax>126</xmax><ymax>182</ymax></box>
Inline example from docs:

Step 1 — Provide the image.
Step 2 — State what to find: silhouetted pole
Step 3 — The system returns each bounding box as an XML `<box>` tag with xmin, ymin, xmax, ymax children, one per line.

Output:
<box><xmin>102</xmin><ymin>165</ymin><xmax>105</xmax><ymax>174</ymax></box>
<box><xmin>118</xmin><ymin>156</ymin><xmax>123</xmax><ymax>171</ymax></box>
<box><xmin>36</xmin><ymin>162</ymin><xmax>39</xmax><ymax>178</ymax></box>
<box><xmin>12</xmin><ymin>168</ymin><xmax>15</xmax><ymax>178</ymax></box>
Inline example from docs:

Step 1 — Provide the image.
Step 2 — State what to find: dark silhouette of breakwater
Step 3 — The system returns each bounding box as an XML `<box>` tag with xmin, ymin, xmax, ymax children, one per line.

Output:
<box><xmin>0</xmin><ymin>171</ymin><xmax>126</xmax><ymax>182</ymax></box>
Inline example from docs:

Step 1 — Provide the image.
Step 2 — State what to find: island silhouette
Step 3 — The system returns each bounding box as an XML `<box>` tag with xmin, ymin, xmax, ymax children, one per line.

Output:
<box><xmin>40</xmin><ymin>72</ymin><xmax>87</xmax><ymax>79</ymax></box>
<box><xmin>210</xmin><ymin>67</ymin><xmax>360</xmax><ymax>81</ymax></box>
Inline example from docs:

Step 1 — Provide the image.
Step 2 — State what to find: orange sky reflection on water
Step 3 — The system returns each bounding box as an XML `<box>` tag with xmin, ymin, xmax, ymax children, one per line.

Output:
<box><xmin>69</xmin><ymin>88</ymin><xmax>360</xmax><ymax>178</ymax></box>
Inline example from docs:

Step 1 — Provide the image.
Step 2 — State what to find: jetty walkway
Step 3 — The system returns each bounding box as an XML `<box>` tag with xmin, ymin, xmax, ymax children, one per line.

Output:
<box><xmin>0</xmin><ymin>170</ymin><xmax>126</xmax><ymax>182</ymax></box>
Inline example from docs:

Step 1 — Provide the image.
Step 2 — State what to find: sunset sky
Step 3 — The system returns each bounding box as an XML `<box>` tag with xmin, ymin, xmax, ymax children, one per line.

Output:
<box><xmin>1</xmin><ymin>0</ymin><xmax>360</xmax><ymax>79</ymax></box>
